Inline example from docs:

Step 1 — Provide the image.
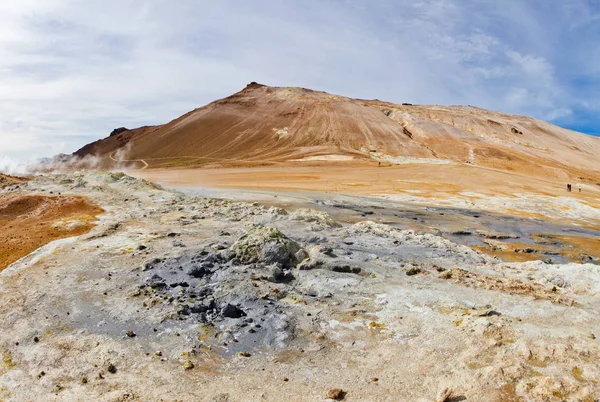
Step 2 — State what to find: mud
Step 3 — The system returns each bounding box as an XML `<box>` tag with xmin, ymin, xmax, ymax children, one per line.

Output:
<box><xmin>0</xmin><ymin>194</ymin><xmax>103</xmax><ymax>270</ymax></box>
<box><xmin>173</xmin><ymin>186</ymin><xmax>600</xmax><ymax>265</ymax></box>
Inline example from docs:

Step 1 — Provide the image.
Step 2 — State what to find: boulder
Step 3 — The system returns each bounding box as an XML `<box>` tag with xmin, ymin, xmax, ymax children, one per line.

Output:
<box><xmin>230</xmin><ymin>226</ymin><xmax>302</xmax><ymax>267</ymax></box>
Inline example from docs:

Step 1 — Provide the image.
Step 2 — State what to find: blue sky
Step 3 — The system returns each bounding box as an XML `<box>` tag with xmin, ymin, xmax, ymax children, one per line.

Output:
<box><xmin>1</xmin><ymin>0</ymin><xmax>600</xmax><ymax>166</ymax></box>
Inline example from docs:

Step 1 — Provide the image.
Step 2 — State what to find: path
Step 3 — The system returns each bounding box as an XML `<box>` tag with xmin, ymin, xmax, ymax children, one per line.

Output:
<box><xmin>108</xmin><ymin>151</ymin><xmax>149</xmax><ymax>170</ymax></box>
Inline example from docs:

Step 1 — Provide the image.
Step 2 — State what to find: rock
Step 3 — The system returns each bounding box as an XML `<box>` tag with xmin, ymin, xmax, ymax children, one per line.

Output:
<box><xmin>294</xmin><ymin>249</ymin><xmax>309</xmax><ymax>262</ymax></box>
<box><xmin>435</xmin><ymin>387</ymin><xmax>452</xmax><ymax>402</ymax></box>
<box><xmin>239</xmin><ymin>351</ymin><xmax>251</xmax><ymax>357</ymax></box>
<box><xmin>182</xmin><ymin>360</ymin><xmax>194</xmax><ymax>370</ymax></box>
<box><xmin>289</xmin><ymin>209</ymin><xmax>341</xmax><ymax>229</ymax></box>
<box><xmin>109</xmin><ymin>127</ymin><xmax>129</xmax><ymax>137</ymax></box>
<box><xmin>297</xmin><ymin>259</ymin><xmax>320</xmax><ymax>270</ymax></box>
<box><xmin>438</xmin><ymin>271</ymin><xmax>452</xmax><ymax>280</ymax></box>
<box><xmin>187</xmin><ymin>264</ymin><xmax>212</xmax><ymax>278</ymax></box>
<box><xmin>145</xmin><ymin>274</ymin><xmax>166</xmax><ymax>289</ymax></box>
<box><xmin>107</xmin><ymin>363</ymin><xmax>117</xmax><ymax>374</ymax></box>
<box><xmin>172</xmin><ymin>240</ymin><xmax>186</xmax><ymax>247</ymax></box>
<box><xmin>125</xmin><ymin>330</ymin><xmax>136</xmax><ymax>338</ymax></box>
<box><xmin>319</xmin><ymin>244</ymin><xmax>334</xmax><ymax>256</ymax></box>
<box><xmin>406</xmin><ymin>267</ymin><xmax>422</xmax><ymax>276</ymax></box>
<box><xmin>230</xmin><ymin>226</ymin><xmax>302</xmax><ymax>267</ymax></box>
<box><xmin>326</xmin><ymin>388</ymin><xmax>345</xmax><ymax>400</ymax></box>
<box><xmin>331</xmin><ymin>264</ymin><xmax>361</xmax><ymax>274</ymax></box>
<box><xmin>222</xmin><ymin>304</ymin><xmax>246</xmax><ymax>319</ymax></box>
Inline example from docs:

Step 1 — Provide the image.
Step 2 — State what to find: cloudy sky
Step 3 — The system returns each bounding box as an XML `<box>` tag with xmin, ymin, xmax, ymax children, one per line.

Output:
<box><xmin>1</xmin><ymin>0</ymin><xmax>599</xmax><ymax>165</ymax></box>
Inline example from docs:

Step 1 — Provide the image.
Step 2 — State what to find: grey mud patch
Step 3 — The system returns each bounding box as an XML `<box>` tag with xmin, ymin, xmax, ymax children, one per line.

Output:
<box><xmin>136</xmin><ymin>246</ymin><xmax>294</xmax><ymax>356</ymax></box>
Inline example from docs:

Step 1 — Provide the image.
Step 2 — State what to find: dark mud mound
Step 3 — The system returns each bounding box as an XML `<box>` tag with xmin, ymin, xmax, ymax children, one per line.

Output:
<box><xmin>138</xmin><ymin>244</ymin><xmax>296</xmax><ymax>355</ymax></box>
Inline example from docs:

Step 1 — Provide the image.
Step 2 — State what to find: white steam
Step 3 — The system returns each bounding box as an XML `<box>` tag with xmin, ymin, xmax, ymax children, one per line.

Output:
<box><xmin>0</xmin><ymin>145</ymin><xmax>139</xmax><ymax>175</ymax></box>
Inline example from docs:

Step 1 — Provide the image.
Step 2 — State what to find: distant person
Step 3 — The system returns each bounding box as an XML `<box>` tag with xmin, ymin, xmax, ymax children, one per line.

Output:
<box><xmin>378</xmin><ymin>162</ymin><xmax>381</xmax><ymax>166</ymax></box>
<box><xmin>578</xmin><ymin>184</ymin><xmax>582</xmax><ymax>192</ymax></box>
<box><xmin>567</xmin><ymin>184</ymin><xmax>571</xmax><ymax>192</ymax></box>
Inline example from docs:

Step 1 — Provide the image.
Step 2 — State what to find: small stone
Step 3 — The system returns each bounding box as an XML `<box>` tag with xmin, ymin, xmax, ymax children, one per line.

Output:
<box><xmin>33</xmin><ymin>336</ymin><xmax>39</xmax><ymax>343</ymax></box>
<box><xmin>435</xmin><ymin>387</ymin><xmax>452</xmax><ymax>402</ymax></box>
<box><xmin>222</xmin><ymin>304</ymin><xmax>246</xmax><ymax>319</ymax></box>
<box><xmin>282</xmin><ymin>377</ymin><xmax>289</xmax><ymax>381</ymax></box>
<box><xmin>125</xmin><ymin>330</ymin><xmax>136</xmax><ymax>338</ymax></box>
<box><xmin>182</xmin><ymin>360</ymin><xmax>194</xmax><ymax>370</ymax></box>
<box><xmin>405</xmin><ymin>267</ymin><xmax>422</xmax><ymax>276</ymax></box>
<box><xmin>107</xmin><ymin>363</ymin><xmax>117</xmax><ymax>374</ymax></box>
<box><xmin>155</xmin><ymin>351</ymin><xmax>162</xmax><ymax>356</ymax></box>
<box><xmin>371</xmin><ymin>377</ymin><xmax>379</xmax><ymax>382</ymax></box>
<box><xmin>326</xmin><ymin>388</ymin><xmax>345</xmax><ymax>400</ymax></box>
<box><xmin>590</xmin><ymin>333</ymin><xmax>596</xmax><ymax>340</ymax></box>
<box><xmin>81</xmin><ymin>377</ymin><xmax>88</xmax><ymax>384</ymax></box>
<box><xmin>438</xmin><ymin>271</ymin><xmax>452</xmax><ymax>279</ymax></box>
<box><xmin>239</xmin><ymin>351</ymin><xmax>251</xmax><ymax>357</ymax></box>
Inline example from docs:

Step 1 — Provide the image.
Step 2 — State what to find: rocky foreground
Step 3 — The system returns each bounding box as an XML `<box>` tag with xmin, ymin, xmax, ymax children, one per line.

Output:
<box><xmin>0</xmin><ymin>172</ymin><xmax>599</xmax><ymax>401</ymax></box>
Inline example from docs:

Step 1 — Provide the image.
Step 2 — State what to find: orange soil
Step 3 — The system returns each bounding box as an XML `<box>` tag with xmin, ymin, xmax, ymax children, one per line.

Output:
<box><xmin>0</xmin><ymin>173</ymin><xmax>28</xmax><ymax>188</ymax></box>
<box><xmin>133</xmin><ymin>163</ymin><xmax>600</xmax><ymax>203</ymax></box>
<box><xmin>0</xmin><ymin>195</ymin><xmax>103</xmax><ymax>271</ymax></box>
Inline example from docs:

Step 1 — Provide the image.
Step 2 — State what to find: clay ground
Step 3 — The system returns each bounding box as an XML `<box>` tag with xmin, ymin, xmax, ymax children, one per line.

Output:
<box><xmin>133</xmin><ymin>164</ymin><xmax>600</xmax><ymax>211</ymax></box>
<box><xmin>0</xmin><ymin>194</ymin><xmax>103</xmax><ymax>270</ymax></box>
<box><xmin>133</xmin><ymin>163</ymin><xmax>600</xmax><ymax>264</ymax></box>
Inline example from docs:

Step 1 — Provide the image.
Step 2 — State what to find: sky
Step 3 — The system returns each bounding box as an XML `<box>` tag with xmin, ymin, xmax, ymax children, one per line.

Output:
<box><xmin>1</xmin><ymin>0</ymin><xmax>600</xmax><ymax>166</ymax></box>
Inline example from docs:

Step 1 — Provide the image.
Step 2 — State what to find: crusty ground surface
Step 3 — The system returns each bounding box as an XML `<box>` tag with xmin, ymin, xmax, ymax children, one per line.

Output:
<box><xmin>2</xmin><ymin>172</ymin><xmax>598</xmax><ymax>401</ymax></box>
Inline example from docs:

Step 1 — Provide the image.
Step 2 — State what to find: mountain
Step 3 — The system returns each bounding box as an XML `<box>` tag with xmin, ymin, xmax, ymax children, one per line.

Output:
<box><xmin>75</xmin><ymin>82</ymin><xmax>600</xmax><ymax>181</ymax></box>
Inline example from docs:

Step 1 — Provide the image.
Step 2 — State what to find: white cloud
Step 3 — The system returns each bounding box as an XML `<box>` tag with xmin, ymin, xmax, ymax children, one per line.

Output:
<box><xmin>0</xmin><ymin>0</ymin><xmax>597</xmax><ymax>164</ymax></box>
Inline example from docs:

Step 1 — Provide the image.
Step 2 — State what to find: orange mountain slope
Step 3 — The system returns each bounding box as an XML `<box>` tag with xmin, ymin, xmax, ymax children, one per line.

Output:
<box><xmin>74</xmin><ymin>83</ymin><xmax>600</xmax><ymax>181</ymax></box>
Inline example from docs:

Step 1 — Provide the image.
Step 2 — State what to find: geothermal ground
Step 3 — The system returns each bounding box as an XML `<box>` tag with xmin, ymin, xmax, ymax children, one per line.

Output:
<box><xmin>0</xmin><ymin>171</ymin><xmax>599</xmax><ymax>401</ymax></box>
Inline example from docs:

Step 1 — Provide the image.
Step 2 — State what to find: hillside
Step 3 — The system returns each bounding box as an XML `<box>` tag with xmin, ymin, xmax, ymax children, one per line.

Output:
<box><xmin>75</xmin><ymin>83</ymin><xmax>600</xmax><ymax>181</ymax></box>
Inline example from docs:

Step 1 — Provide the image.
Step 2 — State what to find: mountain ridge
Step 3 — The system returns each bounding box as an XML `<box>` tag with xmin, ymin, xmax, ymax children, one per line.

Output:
<box><xmin>74</xmin><ymin>83</ymin><xmax>600</xmax><ymax>181</ymax></box>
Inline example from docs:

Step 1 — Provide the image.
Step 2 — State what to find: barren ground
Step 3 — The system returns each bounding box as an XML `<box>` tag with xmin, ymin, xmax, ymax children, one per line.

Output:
<box><xmin>0</xmin><ymin>171</ymin><xmax>599</xmax><ymax>401</ymax></box>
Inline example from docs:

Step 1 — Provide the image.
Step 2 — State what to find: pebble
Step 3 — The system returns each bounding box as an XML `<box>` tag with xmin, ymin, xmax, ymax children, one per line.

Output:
<box><xmin>107</xmin><ymin>364</ymin><xmax>117</xmax><ymax>374</ymax></box>
<box><xmin>239</xmin><ymin>351</ymin><xmax>251</xmax><ymax>357</ymax></box>
<box><xmin>183</xmin><ymin>360</ymin><xmax>194</xmax><ymax>370</ymax></box>
<box><xmin>326</xmin><ymin>388</ymin><xmax>345</xmax><ymax>400</ymax></box>
<box><xmin>125</xmin><ymin>330</ymin><xmax>136</xmax><ymax>338</ymax></box>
